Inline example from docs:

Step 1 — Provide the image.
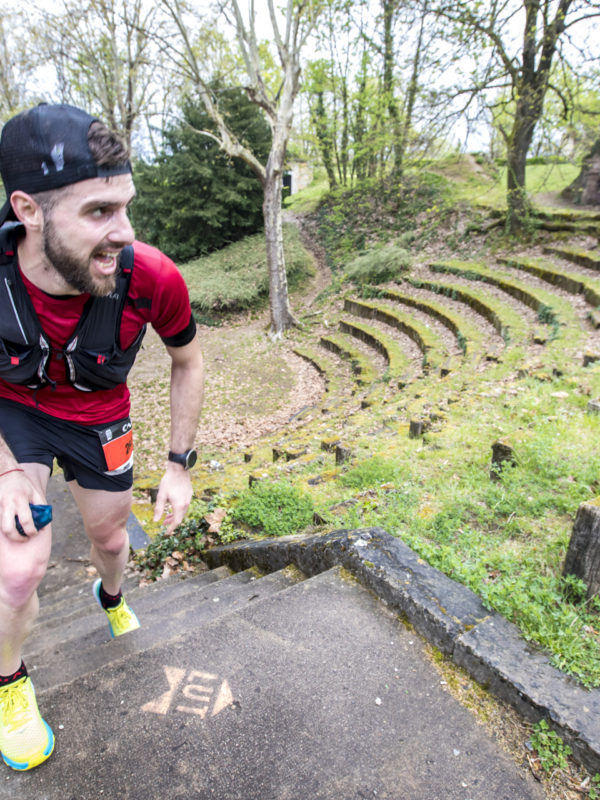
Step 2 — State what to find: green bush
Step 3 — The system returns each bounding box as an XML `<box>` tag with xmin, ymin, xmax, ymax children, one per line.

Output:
<box><xmin>131</xmin><ymin>87</ymin><xmax>270</xmax><ymax>262</ymax></box>
<box><xmin>231</xmin><ymin>481</ymin><xmax>314</xmax><ymax>537</ymax></box>
<box><xmin>345</xmin><ymin>245</ymin><xmax>412</xmax><ymax>285</ymax></box>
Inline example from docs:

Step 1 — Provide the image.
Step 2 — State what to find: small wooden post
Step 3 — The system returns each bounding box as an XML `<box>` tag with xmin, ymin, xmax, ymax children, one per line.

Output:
<box><xmin>490</xmin><ymin>440</ymin><xmax>517</xmax><ymax>481</ymax></box>
<box><xmin>335</xmin><ymin>445</ymin><xmax>352</xmax><ymax>465</ymax></box>
<box><xmin>409</xmin><ymin>420</ymin><xmax>426</xmax><ymax>439</ymax></box>
<box><xmin>563</xmin><ymin>501</ymin><xmax>600</xmax><ymax>600</ymax></box>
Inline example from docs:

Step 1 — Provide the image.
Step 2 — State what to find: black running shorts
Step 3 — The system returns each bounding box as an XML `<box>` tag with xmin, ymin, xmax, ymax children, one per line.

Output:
<box><xmin>0</xmin><ymin>398</ymin><xmax>133</xmax><ymax>492</ymax></box>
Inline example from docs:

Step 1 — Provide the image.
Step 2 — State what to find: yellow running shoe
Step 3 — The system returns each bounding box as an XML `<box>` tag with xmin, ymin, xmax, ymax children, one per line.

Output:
<box><xmin>0</xmin><ymin>677</ymin><xmax>55</xmax><ymax>771</ymax></box>
<box><xmin>93</xmin><ymin>580</ymin><xmax>140</xmax><ymax>637</ymax></box>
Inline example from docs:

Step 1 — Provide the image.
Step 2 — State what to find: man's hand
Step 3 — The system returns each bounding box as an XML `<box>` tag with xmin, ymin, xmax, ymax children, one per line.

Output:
<box><xmin>0</xmin><ymin>469</ymin><xmax>47</xmax><ymax>542</ymax></box>
<box><xmin>153</xmin><ymin>464</ymin><xmax>193</xmax><ymax>535</ymax></box>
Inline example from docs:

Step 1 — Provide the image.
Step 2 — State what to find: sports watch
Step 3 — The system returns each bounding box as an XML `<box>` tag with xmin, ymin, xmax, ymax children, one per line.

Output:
<box><xmin>168</xmin><ymin>449</ymin><xmax>198</xmax><ymax>470</ymax></box>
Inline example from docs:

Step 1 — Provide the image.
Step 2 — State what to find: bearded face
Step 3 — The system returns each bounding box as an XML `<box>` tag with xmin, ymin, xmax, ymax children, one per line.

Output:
<box><xmin>37</xmin><ymin>173</ymin><xmax>136</xmax><ymax>297</ymax></box>
<box><xmin>42</xmin><ymin>215</ymin><xmax>123</xmax><ymax>297</ymax></box>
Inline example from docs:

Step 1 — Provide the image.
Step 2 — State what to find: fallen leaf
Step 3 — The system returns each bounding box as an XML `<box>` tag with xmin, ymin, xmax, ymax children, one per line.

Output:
<box><xmin>205</xmin><ymin>507</ymin><xmax>227</xmax><ymax>533</ymax></box>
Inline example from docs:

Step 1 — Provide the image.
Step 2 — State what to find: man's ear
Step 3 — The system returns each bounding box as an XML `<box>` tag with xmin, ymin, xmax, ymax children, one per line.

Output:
<box><xmin>9</xmin><ymin>191</ymin><xmax>44</xmax><ymax>231</ymax></box>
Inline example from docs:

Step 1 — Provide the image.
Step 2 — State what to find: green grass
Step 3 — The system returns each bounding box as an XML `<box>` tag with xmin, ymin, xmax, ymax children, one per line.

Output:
<box><xmin>453</xmin><ymin>162</ymin><xmax>580</xmax><ymax>208</ymax></box>
<box><xmin>179</xmin><ymin>222</ymin><xmax>314</xmax><ymax>316</ymax></box>
<box><xmin>315</xmin><ymin>377</ymin><xmax>600</xmax><ymax>688</ymax></box>
<box><xmin>431</xmin><ymin>157</ymin><xmax>580</xmax><ymax>210</ymax></box>
<box><xmin>284</xmin><ymin>177</ymin><xmax>329</xmax><ymax>213</ymax></box>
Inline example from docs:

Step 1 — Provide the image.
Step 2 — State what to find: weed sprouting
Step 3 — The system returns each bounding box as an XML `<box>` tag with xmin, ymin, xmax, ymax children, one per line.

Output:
<box><xmin>529</xmin><ymin>720</ymin><xmax>572</xmax><ymax>772</ymax></box>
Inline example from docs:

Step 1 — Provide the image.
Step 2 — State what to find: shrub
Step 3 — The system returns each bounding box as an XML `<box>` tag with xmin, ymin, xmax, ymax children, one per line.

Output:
<box><xmin>131</xmin><ymin>88</ymin><xmax>270</xmax><ymax>262</ymax></box>
<box><xmin>231</xmin><ymin>481</ymin><xmax>314</xmax><ymax>537</ymax></box>
<box><xmin>345</xmin><ymin>245</ymin><xmax>412</xmax><ymax>285</ymax></box>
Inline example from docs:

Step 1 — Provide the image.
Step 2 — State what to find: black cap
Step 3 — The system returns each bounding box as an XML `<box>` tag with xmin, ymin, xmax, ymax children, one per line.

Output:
<box><xmin>0</xmin><ymin>103</ymin><xmax>131</xmax><ymax>225</ymax></box>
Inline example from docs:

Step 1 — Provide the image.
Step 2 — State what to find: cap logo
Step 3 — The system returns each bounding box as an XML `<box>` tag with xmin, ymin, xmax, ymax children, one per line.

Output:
<box><xmin>51</xmin><ymin>143</ymin><xmax>65</xmax><ymax>172</ymax></box>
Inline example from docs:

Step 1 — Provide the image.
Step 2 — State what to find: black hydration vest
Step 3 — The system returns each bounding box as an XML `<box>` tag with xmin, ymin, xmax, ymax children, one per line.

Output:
<box><xmin>0</xmin><ymin>223</ymin><xmax>146</xmax><ymax>392</ymax></box>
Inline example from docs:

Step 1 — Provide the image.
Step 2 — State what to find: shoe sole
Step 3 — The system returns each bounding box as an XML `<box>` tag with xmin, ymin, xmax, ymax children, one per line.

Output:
<box><xmin>1</xmin><ymin>720</ymin><xmax>55</xmax><ymax>771</ymax></box>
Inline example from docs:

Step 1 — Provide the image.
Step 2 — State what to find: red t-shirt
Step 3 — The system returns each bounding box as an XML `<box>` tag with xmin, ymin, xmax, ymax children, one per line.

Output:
<box><xmin>0</xmin><ymin>240</ymin><xmax>195</xmax><ymax>425</ymax></box>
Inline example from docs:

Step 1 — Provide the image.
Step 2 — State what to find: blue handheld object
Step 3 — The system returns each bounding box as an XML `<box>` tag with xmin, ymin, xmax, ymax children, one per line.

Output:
<box><xmin>15</xmin><ymin>504</ymin><xmax>53</xmax><ymax>536</ymax></box>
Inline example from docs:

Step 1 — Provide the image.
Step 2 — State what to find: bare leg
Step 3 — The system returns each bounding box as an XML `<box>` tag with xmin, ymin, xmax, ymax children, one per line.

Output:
<box><xmin>67</xmin><ymin>482</ymin><xmax>132</xmax><ymax>595</ymax></box>
<box><xmin>0</xmin><ymin>464</ymin><xmax>51</xmax><ymax>676</ymax></box>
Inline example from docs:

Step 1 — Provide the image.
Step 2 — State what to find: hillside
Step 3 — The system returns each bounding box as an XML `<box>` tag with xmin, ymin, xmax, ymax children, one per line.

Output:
<box><xmin>128</xmin><ymin>163</ymin><xmax>600</xmax><ymax>697</ymax></box>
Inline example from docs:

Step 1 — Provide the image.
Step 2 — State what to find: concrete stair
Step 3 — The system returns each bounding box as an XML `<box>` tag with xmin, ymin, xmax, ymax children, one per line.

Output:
<box><xmin>1</xmin><ymin>478</ymin><xmax>549</xmax><ymax>799</ymax></box>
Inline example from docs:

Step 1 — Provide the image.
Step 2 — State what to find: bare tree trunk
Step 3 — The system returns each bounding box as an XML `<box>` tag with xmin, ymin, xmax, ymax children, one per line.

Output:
<box><xmin>340</xmin><ymin>78</ymin><xmax>349</xmax><ymax>186</ymax></box>
<box><xmin>396</xmin><ymin>1</ymin><xmax>427</xmax><ymax>178</ymax></box>
<box><xmin>382</xmin><ymin>0</ymin><xmax>400</xmax><ymax>172</ymax></box>
<box><xmin>435</xmin><ymin>0</ymin><xmax>575</xmax><ymax>236</ymax></box>
<box><xmin>312</xmin><ymin>90</ymin><xmax>337</xmax><ymax>189</ymax></box>
<box><xmin>157</xmin><ymin>0</ymin><xmax>318</xmax><ymax>336</ymax></box>
<box><xmin>263</xmin><ymin>166</ymin><xmax>295</xmax><ymax>337</ymax></box>
<box><xmin>506</xmin><ymin>110</ymin><xmax>535</xmax><ymax>232</ymax></box>
<box><xmin>562</xmin><ymin>137</ymin><xmax>600</xmax><ymax>205</ymax></box>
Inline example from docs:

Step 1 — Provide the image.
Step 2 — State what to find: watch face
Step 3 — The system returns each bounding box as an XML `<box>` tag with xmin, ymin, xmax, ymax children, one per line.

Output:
<box><xmin>169</xmin><ymin>449</ymin><xmax>198</xmax><ymax>469</ymax></box>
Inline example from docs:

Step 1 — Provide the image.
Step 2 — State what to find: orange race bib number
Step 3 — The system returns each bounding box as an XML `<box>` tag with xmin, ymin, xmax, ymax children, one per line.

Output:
<box><xmin>97</xmin><ymin>419</ymin><xmax>134</xmax><ymax>474</ymax></box>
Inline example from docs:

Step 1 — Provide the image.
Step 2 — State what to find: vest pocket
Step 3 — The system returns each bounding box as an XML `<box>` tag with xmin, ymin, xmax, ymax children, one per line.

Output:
<box><xmin>0</xmin><ymin>339</ymin><xmax>44</xmax><ymax>386</ymax></box>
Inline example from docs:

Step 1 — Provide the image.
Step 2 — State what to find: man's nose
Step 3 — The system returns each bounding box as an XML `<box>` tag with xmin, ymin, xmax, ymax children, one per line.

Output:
<box><xmin>107</xmin><ymin>209</ymin><xmax>135</xmax><ymax>245</ymax></box>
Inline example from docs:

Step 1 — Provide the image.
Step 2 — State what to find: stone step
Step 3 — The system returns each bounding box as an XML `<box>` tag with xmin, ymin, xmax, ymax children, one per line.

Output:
<box><xmin>499</xmin><ymin>255</ymin><xmax>600</xmax><ymax>301</ymax></box>
<box><xmin>430</xmin><ymin>259</ymin><xmax>561</xmax><ymax>326</ymax></box>
<box><xmin>319</xmin><ymin>331</ymin><xmax>380</xmax><ymax>385</ymax></box>
<box><xmin>538</xmin><ymin>218</ymin><xmax>600</xmax><ymax>236</ymax></box>
<box><xmin>6</xmin><ymin>567</ymin><xmax>545</xmax><ymax>800</ymax></box>
<box><xmin>28</xmin><ymin>568</ymin><xmax>258</xmax><ymax>659</ymax></box>
<box><xmin>543</xmin><ymin>245</ymin><xmax>600</xmax><ymax>270</ymax></box>
<box><xmin>26</xmin><ymin>567</ymin><xmax>306</xmax><ymax>694</ymax></box>
<box><xmin>404</xmin><ymin>275</ymin><xmax>522</xmax><ymax>343</ymax></box>
<box><xmin>292</xmin><ymin>343</ymin><xmax>354</xmax><ymax>410</ymax></box>
<box><xmin>373</xmin><ymin>284</ymin><xmax>489</xmax><ymax>358</ymax></box>
<box><xmin>33</xmin><ymin>566</ymin><xmax>233</xmax><ymax>633</ymax></box>
<box><xmin>339</xmin><ymin>311</ymin><xmax>416</xmax><ymax>380</ymax></box>
<box><xmin>343</xmin><ymin>298</ymin><xmax>445</xmax><ymax>375</ymax></box>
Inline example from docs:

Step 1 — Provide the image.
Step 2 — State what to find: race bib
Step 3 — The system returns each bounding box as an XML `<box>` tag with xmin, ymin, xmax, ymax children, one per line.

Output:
<box><xmin>97</xmin><ymin>419</ymin><xmax>134</xmax><ymax>475</ymax></box>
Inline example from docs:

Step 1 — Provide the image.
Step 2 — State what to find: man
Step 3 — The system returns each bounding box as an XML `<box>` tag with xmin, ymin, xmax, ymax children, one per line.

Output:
<box><xmin>0</xmin><ymin>103</ymin><xmax>204</xmax><ymax>771</ymax></box>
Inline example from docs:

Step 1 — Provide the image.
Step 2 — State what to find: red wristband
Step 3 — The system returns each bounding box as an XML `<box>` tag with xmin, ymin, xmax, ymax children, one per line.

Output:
<box><xmin>0</xmin><ymin>468</ymin><xmax>25</xmax><ymax>479</ymax></box>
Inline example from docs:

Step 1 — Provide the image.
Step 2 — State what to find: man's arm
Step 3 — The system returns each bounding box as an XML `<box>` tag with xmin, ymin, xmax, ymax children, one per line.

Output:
<box><xmin>153</xmin><ymin>332</ymin><xmax>204</xmax><ymax>534</ymax></box>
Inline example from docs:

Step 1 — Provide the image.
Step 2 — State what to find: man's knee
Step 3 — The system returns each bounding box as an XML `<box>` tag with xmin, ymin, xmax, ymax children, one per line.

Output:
<box><xmin>0</xmin><ymin>548</ymin><xmax>48</xmax><ymax>611</ymax></box>
<box><xmin>89</xmin><ymin>525</ymin><xmax>129</xmax><ymax>558</ymax></box>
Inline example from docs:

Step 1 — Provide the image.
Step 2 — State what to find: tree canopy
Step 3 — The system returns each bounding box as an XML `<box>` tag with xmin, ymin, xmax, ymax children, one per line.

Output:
<box><xmin>131</xmin><ymin>88</ymin><xmax>271</xmax><ymax>262</ymax></box>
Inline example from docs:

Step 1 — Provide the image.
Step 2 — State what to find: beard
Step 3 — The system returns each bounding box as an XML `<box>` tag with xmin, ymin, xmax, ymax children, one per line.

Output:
<box><xmin>42</xmin><ymin>218</ymin><xmax>121</xmax><ymax>297</ymax></box>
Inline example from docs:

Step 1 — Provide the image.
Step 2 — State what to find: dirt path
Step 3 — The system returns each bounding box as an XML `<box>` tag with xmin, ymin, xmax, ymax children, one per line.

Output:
<box><xmin>284</xmin><ymin>209</ymin><xmax>332</xmax><ymax>308</ymax></box>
